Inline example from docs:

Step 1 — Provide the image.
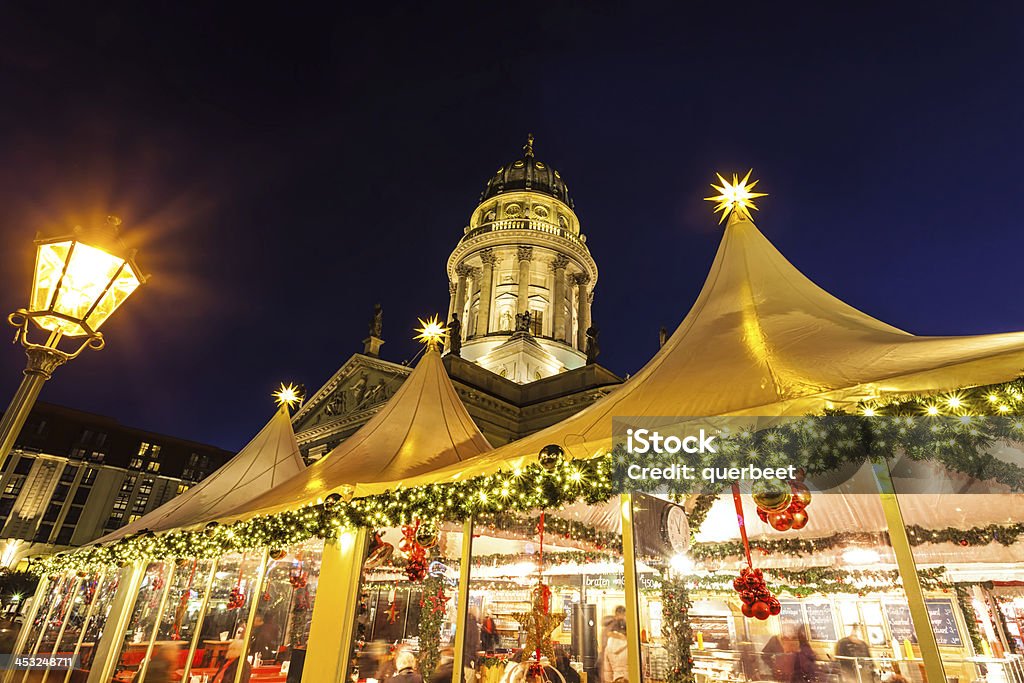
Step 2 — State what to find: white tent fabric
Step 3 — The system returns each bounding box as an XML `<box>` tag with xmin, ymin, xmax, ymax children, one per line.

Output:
<box><xmin>96</xmin><ymin>405</ymin><xmax>305</xmax><ymax>542</ymax></box>
<box><xmin>219</xmin><ymin>346</ymin><xmax>492</xmax><ymax>520</ymax></box>
<box><xmin>339</xmin><ymin>211</ymin><xmax>1024</xmax><ymax>498</ymax></box>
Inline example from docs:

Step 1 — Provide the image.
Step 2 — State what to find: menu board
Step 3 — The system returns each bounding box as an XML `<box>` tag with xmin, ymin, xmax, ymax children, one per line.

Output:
<box><xmin>805</xmin><ymin>603</ymin><xmax>838</xmax><ymax>641</ymax></box>
<box><xmin>690</xmin><ymin>614</ymin><xmax>732</xmax><ymax>647</ymax></box>
<box><xmin>779</xmin><ymin>602</ymin><xmax>804</xmax><ymax>630</ymax></box>
<box><xmin>884</xmin><ymin>600</ymin><xmax>963</xmax><ymax>647</ymax></box>
<box><xmin>925</xmin><ymin>599</ymin><xmax>962</xmax><ymax>647</ymax></box>
<box><xmin>884</xmin><ymin>603</ymin><xmax>917</xmax><ymax>643</ymax></box>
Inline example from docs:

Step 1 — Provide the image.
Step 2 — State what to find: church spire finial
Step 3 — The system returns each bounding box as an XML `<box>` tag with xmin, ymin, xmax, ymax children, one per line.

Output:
<box><xmin>524</xmin><ymin>133</ymin><xmax>535</xmax><ymax>157</ymax></box>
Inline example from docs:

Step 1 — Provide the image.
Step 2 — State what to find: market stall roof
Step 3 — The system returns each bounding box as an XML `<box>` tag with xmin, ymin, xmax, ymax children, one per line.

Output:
<box><xmin>220</xmin><ymin>345</ymin><xmax>492</xmax><ymax>520</ymax></box>
<box><xmin>95</xmin><ymin>405</ymin><xmax>305</xmax><ymax>542</ymax></box>
<box><xmin>350</xmin><ymin>210</ymin><xmax>1024</xmax><ymax>496</ymax></box>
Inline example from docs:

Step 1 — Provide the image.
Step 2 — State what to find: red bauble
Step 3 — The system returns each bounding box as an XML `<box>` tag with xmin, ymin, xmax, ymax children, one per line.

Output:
<box><xmin>741</xmin><ymin>602</ymin><xmax>754</xmax><ymax>618</ymax></box>
<box><xmin>790</xmin><ymin>510</ymin><xmax>809</xmax><ymax>530</ymax></box>
<box><xmin>756</xmin><ymin>507</ymin><xmax>769</xmax><ymax>523</ymax></box>
<box><xmin>790</xmin><ymin>482</ymin><xmax>812</xmax><ymax>508</ymax></box>
<box><xmin>732</xmin><ymin>577</ymin><xmax>744</xmax><ymax>592</ymax></box>
<box><xmin>751</xmin><ymin>601</ymin><xmax>771</xmax><ymax>620</ymax></box>
<box><xmin>768</xmin><ymin>511</ymin><xmax>794</xmax><ymax>531</ymax></box>
<box><xmin>768</xmin><ymin>598</ymin><xmax>781</xmax><ymax>615</ymax></box>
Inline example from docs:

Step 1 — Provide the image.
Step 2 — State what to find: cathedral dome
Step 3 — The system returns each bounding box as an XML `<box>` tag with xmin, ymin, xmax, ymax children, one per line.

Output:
<box><xmin>479</xmin><ymin>134</ymin><xmax>573</xmax><ymax>207</ymax></box>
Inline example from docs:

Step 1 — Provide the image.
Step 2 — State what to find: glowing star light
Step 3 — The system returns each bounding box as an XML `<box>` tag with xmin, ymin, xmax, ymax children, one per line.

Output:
<box><xmin>704</xmin><ymin>170</ymin><xmax>768</xmax><ymax>224</ymax></box>
<box><xmin>273</xmin><ymin>383</ymin><xmax>302</xmax><ymax>409</ymax></box>
<box><xmin>414</xmin><ymin>315</ymin><xmax>447</xmax><ymax>348</ymax></box>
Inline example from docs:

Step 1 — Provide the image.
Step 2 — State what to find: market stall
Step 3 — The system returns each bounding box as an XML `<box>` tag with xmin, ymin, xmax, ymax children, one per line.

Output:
<box><xmin>20</xmin><ymin>189</ymin><xmax>1024</xmax><ymax>683</ymax></box>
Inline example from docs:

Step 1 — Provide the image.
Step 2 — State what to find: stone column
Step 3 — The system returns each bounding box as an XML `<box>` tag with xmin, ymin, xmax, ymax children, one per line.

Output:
<box><xmin>476</xmin><ymin>249</ymin><xmax>497</xmax><ymax>337</ymax></box>
<box><xmin>516</xmin><ymin>246</ymin><xmax>533</xmax><ymax>314</ymax></box>
<box><xmin>574</xmin><ymin>273</ymin><xmax>591</xmax><ymax>350</ymax></box>
<box><xmin>453</xmin><ymin>263</ymin><xmax>471</xmax><ymax>321</ymax></box>
<box><xmin>445</xmin><ymin>280</ymin><xmax>458</xmax><ymax>352</ymax></box>
<box><xmin>551</xmin><ymin>254</ymin><xmax>570</xmax><ymax>342</ymax></box>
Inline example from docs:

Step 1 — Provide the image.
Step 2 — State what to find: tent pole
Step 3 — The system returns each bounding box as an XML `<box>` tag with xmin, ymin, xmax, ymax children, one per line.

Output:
<box><xmin>86</xmin><ymin>562</ymin><xmax>147</xmax><ymax>683</ymax></box>
<box><xmin>452</xmin><ymin>518</ymin><xmax>474</xmax><ymax>683</ymax></box>
<box><xmin>620</xmin><ymin>494</ymin><xmax>644</xmax><ymax>683</ymax></box>
<box><xmin>180</xmin><ymin>558</ymin><xmax>218</xmax><ymax>682</ymax></box>
<box><xmin>20</xmin><ymin>575</ymin><xmax>69</xmax><ymax>683</ymax></box>
<box><xmin>871</xmin><ymin>459</ymin><xmax>947</xmax><ymax>683</ymax></box>
<box><xmin>2</xmin><ymin>575</ymin><xmax>50</xmax><ymax>683</ymax></box>
<box><xmin>136</xmin><ymin>561</ymin><xmax>177</xmax><ymax>683</ymax></box>
<box><xmin>300</xmin><ymin>528</ymin><xmax>368</xmax><ymax>683</ymax></box>
<box><xmin>40</xmin><ymin>575</ymin><xmax>83</xmax><ymax>683</ymax></box>
<box><xmin>233</xmin><ymin>548</ymin><xmax>271</xmax><ymax>683</ymax></box>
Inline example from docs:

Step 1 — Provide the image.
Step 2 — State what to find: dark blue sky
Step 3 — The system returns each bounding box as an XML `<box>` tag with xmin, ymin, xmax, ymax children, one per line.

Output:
<box><xmin>0</xmin><ymin>3</ymin><xmax>1022</xmax><ymax>450</ymax></box>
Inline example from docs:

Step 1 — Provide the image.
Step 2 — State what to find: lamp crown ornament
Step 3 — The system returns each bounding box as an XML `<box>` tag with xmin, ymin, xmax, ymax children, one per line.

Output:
<box><xmin>704</xmin><ymin>170</ymin><xmax>767</xmax><ymax>224</ymax></box>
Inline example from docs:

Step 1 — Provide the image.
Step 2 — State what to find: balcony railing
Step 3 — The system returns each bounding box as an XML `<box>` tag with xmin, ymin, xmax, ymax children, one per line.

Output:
<box><xmin>461</xmin><ymin>218</ymin><xmax>584</xmax><ymax>245</ymax></box>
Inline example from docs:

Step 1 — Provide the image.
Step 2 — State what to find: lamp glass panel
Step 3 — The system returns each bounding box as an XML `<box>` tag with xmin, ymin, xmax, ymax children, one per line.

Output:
<box><xmin>29</xmin><ymin>241</ymin><xmax>73</xmax><ymax>316</ymax></box>
<box><xmin>50</xmin><ymin>241</ymin><xmax>128</xmax><ymax>336</ymax></box>
<box><xmin>83</xmin><ymin>261</ymin><xmax>141</xmax><ymax>331</ymax></box>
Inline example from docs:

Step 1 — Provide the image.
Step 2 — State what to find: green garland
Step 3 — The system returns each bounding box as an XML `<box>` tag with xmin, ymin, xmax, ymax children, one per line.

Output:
<box><xmin>691</xmin><ymin>523</ymin><xmax>1024</xmax><ymax>561</ymax></box>
<box><xmin>670</xmin><ymin>566</ymin><xmax>949</xmax><ymax>598</ymax></box>
<box><xmin>417</xmin><ymin>574</ymin><xmax>446</xmax><ymax>677</ymax></box>
<box><xmin>32</xmin><ymin>376</ymin><xmax>1024</xmax><ymax>574</ymax></box>
<box><xmin>474</xmin><ymin>513</ymin><xmax>624</xmax><ymax>553</ymax></box>
<box><xmin>661</xmin><ymin>574</ymin><xmax>694</xmax><ymax>683</ymax></box>
<box><xmin>953</xmin><ymin>584</ymin><xmax>985</xmax><ymax>654</ymax></box>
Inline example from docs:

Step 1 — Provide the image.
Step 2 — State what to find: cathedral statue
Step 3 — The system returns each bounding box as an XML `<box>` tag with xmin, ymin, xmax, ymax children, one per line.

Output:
<box><xmin>515</xmin><ymin>310</ymin><xmax>532</xmax><ymax>333</ymax></box>
<box><xmin>448</xmin><ymin>313</ymin><xmax>462</xmax><ymax>356</ymax></box>
<box><xmin>585</xmin><ymin>325</ymin><xmax>600</xmax><ymax>364</ymax></box>
<box><xmin>369</xmin><ymin>303</ymin><xmax>383</xmax><ymax>338</ymax></box>
<box><xmin>659</xmin><ymin>326</ymin><xmax>668</xmax><ymax>348</ymax></box>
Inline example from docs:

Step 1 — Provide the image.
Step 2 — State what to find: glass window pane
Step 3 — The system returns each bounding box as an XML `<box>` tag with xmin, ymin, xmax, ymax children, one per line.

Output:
<box><xmin>112</xmin><ymin>562</ymin><xmax>171</xmax><ymax>680</ymax></box>
<box><xmin>348</xmin><ymin>523</ymin><xmax>462</xmax><ymax>682</ymax></box>
<box><xmin>192</xmin><ymin>552</ymin><xmax>264</xmax><ymax>680</ymax></box>
<box><xmin>76</xmin><ymin>570</ymin><xmax>121</xmax><ymax>672</ymax></box>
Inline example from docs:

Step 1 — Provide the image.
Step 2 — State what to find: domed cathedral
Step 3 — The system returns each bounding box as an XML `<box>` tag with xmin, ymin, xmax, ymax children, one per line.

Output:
<box><xmin>446</xmin><ymin>134</ymin><xmax>598</xmax><ymax>383</ymax></box>
<box><xmin>290</xmin><ymin>136</ymin><xmax>621</xmax><ymax>458</ymax></box>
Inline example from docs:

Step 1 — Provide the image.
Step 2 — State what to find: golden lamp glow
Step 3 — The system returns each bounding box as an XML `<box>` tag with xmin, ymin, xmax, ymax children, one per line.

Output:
<box><xmin>28</xmin><ymin>223</ymin><xmax>144</xmax><ymax>338</ymax></box>
<box><xmin>414</xmin><ymin>315</ymin><xmax>447</xmax><ymax>348</ymax></box>
<box><xmin>704</xmin><ymin>170</ymin><xmax>768</xmax><ymax>224</ymax></box>
<box><xmin>273</xmin><ymin>383</ymin><xmax>303</xmax><ymax>409</ymax></box>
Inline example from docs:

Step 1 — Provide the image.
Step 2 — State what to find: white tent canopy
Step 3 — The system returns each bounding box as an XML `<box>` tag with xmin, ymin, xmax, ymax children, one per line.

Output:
<box><xmin>95</xmin><ymin>405</ymin><xmax>305</xmax><ymax>542</ymax></box>
<box><xmin>220</xmin><ymin>346</ymin><xmax>493</xmax><ymax>520</ymax></box>
<box><xmin>343</xmin><ymin>211</ymin><xmax>1024</xmax><ymax>498</ymax></box>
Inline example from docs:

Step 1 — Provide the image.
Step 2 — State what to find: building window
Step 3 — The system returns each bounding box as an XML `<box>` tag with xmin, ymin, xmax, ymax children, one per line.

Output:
<box><xmin>81</xmin><ymin>468</ymin><xmax>97</xmax><ymax>486</ymax></box>
<box><xmin>129</xmin><ymin>458</ymin><xmax>143</xmax><ymax>470</ymax></box>
<box><xmin>13</xmin><ymin>457</ymin><xmax>33</xmax><ymax>476</ymax></box>
<box><xmin>34</xmin><ymin>524</ymin><xmax>53</xmax><ymax>542</ymax></box>
<box><xmin>72</xmin><ymin>487</ymin><xmax>90</xmax><ymax>505</ymax></box>
<box><xmin>139</xmin><ymin>479</ymin><xmax>154</xmax><ymax>495</ymax></box>
<box><xmin>127</xmin><ymin>514</ymin><xmax>141</xmax><ymax>523</ymax></box>
<box><xmin>0</xmin><ymin>498</ymin><xmax>14</xmax><ymax>519</ymax></box>
<box><xmin>69</xmin><ymin>447</ymin><xmax>87</xmax><ymax>460</ymax></box>
<box><xmin>51</xmin><ymin>484</ymin><xmax>70</xmax><ymax>503</ymax></box>
<box><xmin>530</xmin><ymin>310</ymin><xmax>544</xmax><ymax>336</ymax></box>
<box><xmin>42</xmin><ymin>502</ymin><xmax>62</xmax><ymax>523</ymax></box>
<box><xmin>55</xmin><ymin>526</ymin><xmax>74</xmax><ymax>545</ymax></box>
<box><xmin>105</xmin><ymin>511</ymin><xmax>123</xmax><ymax>528</ymax></box>
<box><xmin>146</xmin><ymin>461</ymin><xmax>160</xmax><ymax>473</ymax></box>
<box><xmin>3</xmin><ymin>478</ymin><xmax>24</xmax><ymax>497</ymax></box>
<box><xmin>63</xmin><ymin>506</ymin><xmax>83</xmax><ymax>525</ymax></box>
<box><xmin>89</xmin><ymin>451</ymin><xmax>105</xmax><ymax>462</ymax></box>
<box><xmin>59</xmin><ymin>466</ymin><xmax>79</xmax><ymax>484</ymax></box>
<box><xmin>177</xmin><ymin>483</ymin><xmax>189</xmax><ymax>494</ymax></box>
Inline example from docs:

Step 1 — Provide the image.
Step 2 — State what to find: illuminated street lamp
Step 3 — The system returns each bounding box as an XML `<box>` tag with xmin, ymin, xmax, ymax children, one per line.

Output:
<box><xmin>0</xmin><ymin>217</ymin><xmax>145</xmax><ymax>461</ymax></box>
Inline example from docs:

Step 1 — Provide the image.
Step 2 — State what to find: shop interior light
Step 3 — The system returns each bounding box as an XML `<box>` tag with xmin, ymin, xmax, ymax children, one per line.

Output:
<box><xmin>670</xmin><ymin>553</ymin><xmax>694</xmax><ymax>574</ymax></box>
<box><xmin>842</xmin><ymin>548</ymin><xmax>881</xmax><ymax>565</ymax></box>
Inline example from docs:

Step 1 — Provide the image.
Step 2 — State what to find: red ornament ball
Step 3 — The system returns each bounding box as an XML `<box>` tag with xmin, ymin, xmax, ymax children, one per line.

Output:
<box><xmin>768</xmin><ymin>598</ymin><xmax>782</xmax><ymax>615</ymax></box>
<box><xmin>790</xmin><ymin>510</ymin><xmax>809</xmax><ymax>530</ymax></box>
<box><xmin>768</xmin><ymin>511</ymin><xmax>794</xmax><ymax>531</ymax></box>
<box><xmin>790</xmin><ymin>482</ymin><xmax>812</xmax><ymax>508</ymax></box>
<box><xmin>751</xmin><ymin>601</ymin><xmax>771</xmax><ymax>620</ymax></box>
<box><xmin>756</xmin><ymin>507</ymin><xmax>769</xmax><ymax>523</ymax></box>
<box><xmin>741</xmin><ymin>601</ymin><xmax>754</xmax><ymax>618</ymax></box>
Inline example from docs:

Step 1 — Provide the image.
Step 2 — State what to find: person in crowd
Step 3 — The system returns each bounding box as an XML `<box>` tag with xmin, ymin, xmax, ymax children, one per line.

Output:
<box><xmin>601</xmin><ymin>618</ymin><xmax>629</xmax><ymax>683</ymax></box>
<box><xmin>393</xmin><ymin>650</ymin><xmax>424</xmax><ymax>683</ymax></box>
<box><xmin>481</xmin><ymin>611</ymin><xmax>499</xmax><ymax>652</ymax></box>
<box><xmin>835</xmin><ymin>624</ymin><xmax>873</xmax><ymax>683</ymax></box>
<box><xmin>211</xmin><ymin>639</ymin><xmax>251</xmax><ymax>683</ymax></box>
<box><xmin>598</xmin><ymin>606</ymin><xmax>626</xmax><ymax>681</ymax></box>
<box><xmin>429</xmin><ymin>647</ymin><xmax>455</xmax><ymax>683</ymax></box>
<box><xmin>553</xmin><ymin>644</ymin><xmax>581</xmax><ymax>683</ymax></box>
<box><xmin>763</xmin><ymin>625</ymin><xmax>818</xmax><ymax>683</ymax></box>
<box><xmin>378</xmin><ymin>643</ymin><xmax>414</xmax><ymax>679</ymax></box>
<box><xmin>250</xmin><ymin>612</ymin><xmax>281</xmax><ymax>661</ymax></box>
<box><xmin>145</xmin><ymin>642</ymin><xmax>183</xmax><ymax>682</ymax></box>
<box><xmin>464</xmin><ymin>607</ymin><xmax>481</xmax><ymax>669</ymax></box>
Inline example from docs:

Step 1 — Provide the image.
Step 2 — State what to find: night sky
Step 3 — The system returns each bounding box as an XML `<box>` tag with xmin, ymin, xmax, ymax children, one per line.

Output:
<box><xmin>0</xmin><ymin>3</ymin><xmax>1022</xmax><ymax>451</ymax></box>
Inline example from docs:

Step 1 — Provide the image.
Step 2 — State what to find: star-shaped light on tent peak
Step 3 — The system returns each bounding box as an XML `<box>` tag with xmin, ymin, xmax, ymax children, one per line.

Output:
<box><xmin>273</xmin><ymin>382</ymin><xmax>303</xmax><ymax>409</ymax></box>
<box><xmin>704</xmin><ymin>170</ymin><xmax>768</xmax><ymax>224</ymax></box>
<box><xmin>414</xmin><ymin>315</ymin><xmax>447</xmax><ymax>349</ymax></box>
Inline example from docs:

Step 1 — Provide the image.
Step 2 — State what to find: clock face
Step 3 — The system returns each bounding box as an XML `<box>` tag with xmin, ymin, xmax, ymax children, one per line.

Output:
<box><xmin>662</xmin><ymin>504</ymin><xmax>690</xmax><ymax>554</ymax></box>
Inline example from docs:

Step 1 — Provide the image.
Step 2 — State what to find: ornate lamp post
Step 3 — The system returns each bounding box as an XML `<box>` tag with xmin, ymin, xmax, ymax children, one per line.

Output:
<box><xmin>0</xmin><ymin>217</ymin><xmax>145</xmax><ymax>462</ymax></box>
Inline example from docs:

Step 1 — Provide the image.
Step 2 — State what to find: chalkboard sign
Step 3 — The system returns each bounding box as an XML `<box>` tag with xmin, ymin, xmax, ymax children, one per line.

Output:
<box><xmin>925</xmin><ymin>599</ymin><xmax>962</xmax><ymax>647</ymax></box>
<box><xmin>562</xmin><ymin>596</ymin><xmax>573</xmax><ymax>632</ymax></box>
<box><xmin>779</xmin><ymin>602</ymin><xmax>804</xmax><ymax>629</ymax></box>
<box><xmin>805</xmin><ymin>603</ymin><xmax>838</xmax><ymax>641</ymax></box>
<box><xmin>884</xmin><ymin>603</ymin><xmax>917</xmax><ymax>643</ymax></box>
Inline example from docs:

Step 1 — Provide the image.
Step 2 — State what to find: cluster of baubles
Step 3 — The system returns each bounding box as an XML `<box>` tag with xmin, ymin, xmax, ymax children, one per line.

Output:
<box><xmin>226</xmin><ymin>585</ymin><xmax>246</xmax><ymax>610</ymax></box>
<box><xmin>399</xmin><ymin>521</ymin><xmax>435</xmax><ymax>582</ymax></box>
<box><xmin>753</xmin><ymin>471</ymin><xmax>812</xmax><ymax>531</ymax></box>
<box><xmin>733</xmin><ymin>567</ymin><xmax>780</xmax><ymax>620</ymax></box>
